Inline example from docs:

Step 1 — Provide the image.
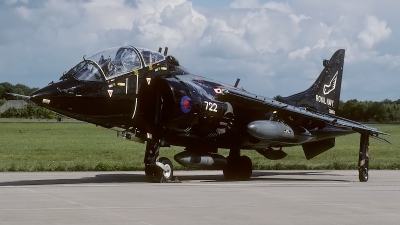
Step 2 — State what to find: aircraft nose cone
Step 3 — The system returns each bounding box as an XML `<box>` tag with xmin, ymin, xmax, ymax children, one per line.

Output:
<box><xmin>29</xmin><ymin>92</ymin><xmax>43</xmax><ymax>106</ymax></box>
<box><xmin>30</xmin><ymin>89</ymin><xmax>44</xmax><ymax>105</ymax></box>
<box><xmin>29</xmin><ymin>83</ymin><xmax>61</xmax><ymax>106</ymax></box>
<box><xmin>30</xmin><ymin>89</ymin><xmax>48</xmax><ymax>105</ymax></box>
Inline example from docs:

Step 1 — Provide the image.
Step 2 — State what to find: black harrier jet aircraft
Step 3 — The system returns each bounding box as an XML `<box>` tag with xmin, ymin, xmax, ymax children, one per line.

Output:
<box><xmin>21</xmin><ymin>46</ymin><xmax>389</xmax><ymax>182</ymax></box>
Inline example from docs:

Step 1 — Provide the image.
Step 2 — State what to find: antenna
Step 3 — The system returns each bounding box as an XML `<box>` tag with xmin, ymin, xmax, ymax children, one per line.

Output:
<box><xmin>158</xmin><ymin>47</ymin><xmax>162</xmax><ymax>53</ymax></box>
<box><xmin>234</xmin><ymin>78</ymin><xmax>241</xmax><ymax>88</ymax></box>
<box><xmin>163</xmin><ymin>47</ymin><xmax>168</xmax><ymax>56</ymax></box>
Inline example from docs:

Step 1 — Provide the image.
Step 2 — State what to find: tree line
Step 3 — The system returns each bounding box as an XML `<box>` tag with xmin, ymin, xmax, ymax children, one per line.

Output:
<box><xmin>1</xmin><ymin>82</ymin><xmax>399</xmax><ymax>122</ymax></box>
<box><xmin>1</xmin><ymin>104</ymin><xmax>58</xmax><ymax>119</ymax></box>
<box><xmin>0</xmin><ymin>82</ymin><xmax>39</xmax><ymax>100</ymax></box>
<box><xmin>337</xmin><ymin>99</ymin><xmax>400</xmax><ymax>122</ymax></box>
<box><xmin>275</xmin><ymin>95</ymin><xmax>400</xmax><ymax>123</ymax></box>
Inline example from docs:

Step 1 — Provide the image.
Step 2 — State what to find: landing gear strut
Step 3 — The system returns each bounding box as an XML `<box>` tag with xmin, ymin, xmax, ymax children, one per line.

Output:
<box><xmin>223</xmin><ymin>148</ymin><xmax>253</xmax><ymax>180</ymax></box>
<box><xmin>144</xmin><ymin>136</ymin><xmax>173</xmax><ymax>183</ymax></box>
<box><xmin>358</xmin><ymin>134</ymin><xmax>369</xmax><ymax>182</ymax></box>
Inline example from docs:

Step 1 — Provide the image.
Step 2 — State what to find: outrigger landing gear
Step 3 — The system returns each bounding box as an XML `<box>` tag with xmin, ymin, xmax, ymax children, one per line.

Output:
<box><xmin>144</xmin><ymin>136</ymin><xmax>173</xmax><ymax>183</ymax></box>
<box><xmin>358</xmin><ymin>134</ymin><xmax>370</xmax><ymax>182</ymax></box>
<box><xmin>223</xmin><ymin>148</ymin><xmax>253</xmax><ymax>180</ymax></box>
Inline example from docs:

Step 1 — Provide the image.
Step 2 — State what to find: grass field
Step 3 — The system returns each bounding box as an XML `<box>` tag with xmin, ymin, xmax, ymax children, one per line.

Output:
<box><xmin>0</xmin><ymin>119</ymin><xmax>398</xmax><ymax>171</ymax></box>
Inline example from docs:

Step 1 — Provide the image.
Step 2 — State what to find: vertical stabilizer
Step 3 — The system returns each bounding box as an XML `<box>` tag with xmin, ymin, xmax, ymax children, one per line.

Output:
<box><xmin>279</xmin><ymin>49</ymin><xmax>345</xmax><ymax>114</ymax></box>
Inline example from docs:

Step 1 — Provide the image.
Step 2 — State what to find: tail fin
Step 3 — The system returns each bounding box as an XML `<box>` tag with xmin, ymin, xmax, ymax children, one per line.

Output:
<box><xmin>279</xmin><ymin>49</ymin><xmax>345</xmax><ymax>114</ymax></box>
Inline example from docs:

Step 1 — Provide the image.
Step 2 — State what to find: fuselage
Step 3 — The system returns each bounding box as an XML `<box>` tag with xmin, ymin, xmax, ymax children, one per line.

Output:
<box><xmin>30</xmin><ymin>46</ymin><xmax>354</xmax><ymax>151</ymax></box>
<box><xmin>26</xmin><ymin>46</ymin><xmax>385</xmax><ymax>182</ymax></box>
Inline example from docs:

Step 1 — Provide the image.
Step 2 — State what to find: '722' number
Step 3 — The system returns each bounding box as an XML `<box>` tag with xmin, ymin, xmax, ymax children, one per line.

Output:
<box><xmin>204</xmin><ymin>101</ymin><xmax>218</xmax><ymax>112</ymax></box>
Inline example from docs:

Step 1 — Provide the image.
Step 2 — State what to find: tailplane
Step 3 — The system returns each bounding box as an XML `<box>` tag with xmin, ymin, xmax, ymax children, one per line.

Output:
<box><xmin>279</xmin><ymin>49</ymin><xmax>345</xmax><ymax>114</ymax></box>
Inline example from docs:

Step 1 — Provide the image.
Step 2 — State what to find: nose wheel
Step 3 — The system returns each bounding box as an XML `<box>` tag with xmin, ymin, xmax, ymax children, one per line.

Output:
<box><xmin>144</xmin><ymin>137</ymin><xmax>174</xmax><ymax>183</ymax></box>
<box><xmin>157</xmin><ymin>157</ymin><xmax>173</xmax><ymax>182</ymax></box>
<box><xmin>145</xmin><ymin>157</ymin><xmax>174</xmax><ymax>183</ymax></box>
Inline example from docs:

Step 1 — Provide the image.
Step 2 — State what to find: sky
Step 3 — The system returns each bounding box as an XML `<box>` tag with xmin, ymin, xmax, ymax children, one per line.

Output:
<box><xmin>0</xmin><ymin>0</ymin><xmax>399</xmax><ymax>101</ymax></box>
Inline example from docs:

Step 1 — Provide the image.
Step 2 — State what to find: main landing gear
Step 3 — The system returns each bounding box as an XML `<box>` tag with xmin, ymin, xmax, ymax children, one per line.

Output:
<box><xmin>223</xmin><ymin>148</ymin><xmax>253</xmax><ymax>180</ymax></box>
<box><xmin>358</xmin><ymin>134</ymin><xmax>370</xmax><ymax>182</ymax></box>
<box><xmin>144</xmin><ymin>137</ymin><xmax>173</xmax><ymax>183</ymax></box>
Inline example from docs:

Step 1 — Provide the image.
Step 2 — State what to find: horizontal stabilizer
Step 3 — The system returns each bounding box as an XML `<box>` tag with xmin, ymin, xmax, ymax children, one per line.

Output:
<box><xmin>303</xmin><ymin>138</ymin><xmax>335</xmax><ymax>160</ymax></box>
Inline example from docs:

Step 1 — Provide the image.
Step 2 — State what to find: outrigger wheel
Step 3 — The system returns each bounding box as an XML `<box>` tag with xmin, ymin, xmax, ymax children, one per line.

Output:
<box><xmin>358</xmin><ymin>134</ymin><xmax>370</xmax><ymax>182</ymax></box>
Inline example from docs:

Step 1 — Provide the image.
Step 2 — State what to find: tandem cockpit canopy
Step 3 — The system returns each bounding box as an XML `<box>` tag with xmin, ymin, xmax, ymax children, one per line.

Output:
<box><xmin>60</xmin><ymin>46</ymin><xmax>165</xmax><ymax>82</ymax></box>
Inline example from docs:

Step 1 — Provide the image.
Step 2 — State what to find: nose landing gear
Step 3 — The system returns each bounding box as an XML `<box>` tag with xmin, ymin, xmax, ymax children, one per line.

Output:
<box><xmin>144</xmin><ymin>137</ymin><xmax>174</xmax><ymax>183</ymax></box>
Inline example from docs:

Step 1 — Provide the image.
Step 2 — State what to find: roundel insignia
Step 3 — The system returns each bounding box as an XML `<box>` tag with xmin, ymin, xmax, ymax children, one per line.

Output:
<box><xmin>180</xmin><ymin>96</ymin><xmax>191</xmax><ymax>113</ymax></box>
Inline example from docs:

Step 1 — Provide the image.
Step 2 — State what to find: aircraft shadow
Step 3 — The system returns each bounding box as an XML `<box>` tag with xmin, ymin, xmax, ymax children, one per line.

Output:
<box><xmin>177</xmin><ymin>171</ymin><xmax>351</xmax><ymax>183</ymax></box>
<box><xmin>246</xmin><ymin>171</ymin><xmax>351</xmax><ymax>183</ymax></box>
<box><xmin>0</xmin><ymin>174</ymin><xmax>148</xmax><ymax>186</ymax></box>
<box><xmin>0</xmin><ymin>171</ymin><xmax>351</xmax><ymax>186</ymax></box>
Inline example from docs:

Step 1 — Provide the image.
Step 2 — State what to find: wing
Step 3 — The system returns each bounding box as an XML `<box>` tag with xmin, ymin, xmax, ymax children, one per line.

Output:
<box><xmin>217</xmin><ymin>87</ymin><xmax>389</xmax><ymax>138</ymax></box>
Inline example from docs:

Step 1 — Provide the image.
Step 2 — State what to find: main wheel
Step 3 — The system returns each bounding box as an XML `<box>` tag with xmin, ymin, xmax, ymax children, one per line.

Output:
<box><xmin>359</xmin><ymin>167</ymin><xmax>368</xmax><ymax>182</ymax></box>
<box><xmin>223</xmin><ymin>155</ymin><xmax>253</xmax><ymax>180</ymax></box>
<box><xmin>237</xmin><ymin>155</ymin><xmax>252</xmax><ymax>180</ymax></box>
<box><xmin>223</xmin><ymin>156</ymin><xmax>236</xmax><ymax>180</ymax></box>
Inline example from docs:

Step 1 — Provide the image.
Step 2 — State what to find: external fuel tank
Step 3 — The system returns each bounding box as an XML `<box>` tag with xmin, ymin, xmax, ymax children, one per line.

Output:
<box><xmin>247</xmin><ymin>120</ymin><xmax>313</xmax><ymax>144</ymax></box>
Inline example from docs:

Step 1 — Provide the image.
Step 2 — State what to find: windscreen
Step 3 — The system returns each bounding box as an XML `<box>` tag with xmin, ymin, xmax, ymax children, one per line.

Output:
<box><xmin>60</xmin><ymin>60</ymin><xmax>104</xmax><ymax>82</ymax></box>
<box><xmin>74</xmin><ymin>61</ymin><xmax>105</xmax><ymax>82</ymax></box>
<box><xmin>89</xmin><ymin>46</ymin><xmax>142</xmax><ymax>79</ymax></box>
<box><xmin>136</xmin><ymin>47</ymin><xmax>165</xmax><ymax>66</ymax></box>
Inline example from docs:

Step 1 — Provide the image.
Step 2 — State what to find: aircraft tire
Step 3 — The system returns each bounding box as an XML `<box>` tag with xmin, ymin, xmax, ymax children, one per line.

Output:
<box><xmin>223</xmin><ymin>156</ymin><xmax>236</xmax><ymax>180</ymax></box>
<box><xmin>237</xmin><ymin>155</ymin><xmax>252</xmax><ymax>180</ymax></box>
<box><xmin>158</xmin><ymin>157</ymin><xmax>173</xmax><ymax>183</ymax></box>
<box><xmin>145</xmin><ymin>165</ymin><xmax>155</xmax><ymax>176</ymax></box>
<box><xmin>359</xmin><ymin>167</ymin><xmax>368</xmax><ymax>182</ymax></box>
<box><xmin>223</xmin><ymin>156</ymin><xmax>252</xmax><ymax>180</ymax></box>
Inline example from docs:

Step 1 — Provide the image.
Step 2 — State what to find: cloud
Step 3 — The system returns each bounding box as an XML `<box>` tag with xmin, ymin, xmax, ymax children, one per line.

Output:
<box><xmin>200</xmin><ymin>30</ymin><xmax>254</xmax><ymax>58</ymax></box>
<box><xmin>229</xmin><ymin>0</ymin><xmax>259</xmax><ymax>9</ymax></box>
<box><xmin>5</xmin><ymin>0</ymin><xmax>18</xmax><ymax>5</ymax></box>
<box><xmin>289</xmin><ymin>47</ymin><xmax>311</xmax><ymax>59</ymax></box>
<box><xmin>289</xmin><ymin>14</ymin><xmax>310</xmax><ymax>24</ymax></box>
<box><xmin>230</xmin><ymin>0</ymin><xmax>292</xmax><ymax>13</ymax></box>
<box><xmin>261</xmin><ymin>2</ymin><xmax>292</xmax><ymax>13</ymax></box>
<box><xmin>0</xmin><ymin>0</ymin><xmax>399</xmax><ymax>101</ymax></box>
<box><xmin>358</xmin><ymin>16</ymin><xmax>392</xmax><ymax>49</ymax></box>
<box><xmin>15</xmin><ymin>6</ymin><xmax>34</xmax><ymax>20</ymax></box>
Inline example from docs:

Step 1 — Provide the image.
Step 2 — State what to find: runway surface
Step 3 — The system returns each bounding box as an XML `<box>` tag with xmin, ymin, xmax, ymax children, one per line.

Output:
<box><xmin>0</xmin><ymin>170</ymin><xmax>399</xmax><ymax>225</ymax></box>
